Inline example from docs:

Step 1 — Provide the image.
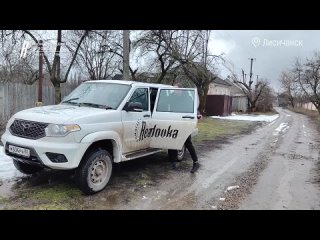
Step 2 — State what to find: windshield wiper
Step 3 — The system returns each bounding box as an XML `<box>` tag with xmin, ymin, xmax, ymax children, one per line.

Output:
<box><xmin>79</xmin><ymin>102</ymin><xmax>113</xmax><ymax>110</ymax></box>
<box><xmin>61</xmin><ymin>98</ymin><xmax>79</xmax><ymax>105</ymax></box>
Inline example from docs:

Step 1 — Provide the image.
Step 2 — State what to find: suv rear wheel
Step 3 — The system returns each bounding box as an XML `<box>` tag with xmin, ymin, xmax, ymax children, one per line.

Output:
<box><xmin>76</xmin><ymin>148</ymin><xmax>113</xmax><ymax>195</ymax></box>
<box><xmin>168</xmin><ymin>144</ymin><xmax>186</xmax><ymax>162</ymax></box>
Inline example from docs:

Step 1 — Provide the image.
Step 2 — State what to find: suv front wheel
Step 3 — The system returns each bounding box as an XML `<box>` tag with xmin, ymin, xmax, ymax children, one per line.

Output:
<box><xmin>76</xmin><ymin>149</ymin><xmax>113</xmax><ymax>195</ymax></box>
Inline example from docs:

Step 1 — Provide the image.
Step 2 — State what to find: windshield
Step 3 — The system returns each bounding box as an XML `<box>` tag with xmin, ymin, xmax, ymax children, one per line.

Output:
<box><xmin>61</xmin><ymin>82</ymin><xmax>131</xmax><ymax>109</ymax></box>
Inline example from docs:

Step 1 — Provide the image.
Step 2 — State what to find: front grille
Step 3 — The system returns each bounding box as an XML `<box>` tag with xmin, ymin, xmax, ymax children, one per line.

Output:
<box><xmin>9</xmin><ymin>119</ymin><xmax>49</xmax><ymax>140</ymax></box>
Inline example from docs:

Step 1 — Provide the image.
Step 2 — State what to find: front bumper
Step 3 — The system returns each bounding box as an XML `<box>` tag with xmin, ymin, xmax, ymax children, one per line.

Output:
<box><xmin>1</xmin><ymin>131</ymin><xmax>90</xmax><ymax>170</ymax></box>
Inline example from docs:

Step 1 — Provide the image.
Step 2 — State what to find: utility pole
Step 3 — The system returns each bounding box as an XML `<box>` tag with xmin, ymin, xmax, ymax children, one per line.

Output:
<box><xmin>249</xmin><ymin>58</ymin><xmax>256</xmax><ymax>85</ymax></box>
<box><xmin>247</xmin><ymin>58</ymin><xmax>256</xmax><ymax>112</ymax></box>
<box><xmin>123</xmin><ymin>30</ymin><xmax>130</xmax><ymax>80</ymax></box>
<box><xmin>36</xmin><ymin>40</ymin><xmax>44</xmax><ymax>107</ymax></box>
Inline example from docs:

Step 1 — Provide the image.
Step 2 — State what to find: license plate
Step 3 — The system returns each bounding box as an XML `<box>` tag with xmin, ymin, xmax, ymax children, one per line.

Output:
<box><xmin>8</xmin><ymin>145</ymin><xmax>30</xmax><ymax>158</ymax></box>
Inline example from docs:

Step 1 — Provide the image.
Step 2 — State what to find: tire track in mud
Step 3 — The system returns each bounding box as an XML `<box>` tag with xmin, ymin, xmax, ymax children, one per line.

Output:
<box><xmin>215</xmin><ymin>108</ymin><xmax>320</xmax><ymax>210</ymax></box>
<box><xmin>212</xmin><ymin>108</ymin><xmax>298</xmax><ymax>210</ymax></box>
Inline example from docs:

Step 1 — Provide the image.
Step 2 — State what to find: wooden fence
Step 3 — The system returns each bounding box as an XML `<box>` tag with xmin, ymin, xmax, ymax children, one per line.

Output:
<box><xmin>0</xmin><ymin>82</ymin><xmax>74</xmax><ymax>122</ymax></box>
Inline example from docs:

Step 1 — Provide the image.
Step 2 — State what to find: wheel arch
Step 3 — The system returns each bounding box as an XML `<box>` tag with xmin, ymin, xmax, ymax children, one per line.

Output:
<box><xmin>80</xmin><ymin>131</ymin><xmax>122</xmax><ymax>163</ymax></box>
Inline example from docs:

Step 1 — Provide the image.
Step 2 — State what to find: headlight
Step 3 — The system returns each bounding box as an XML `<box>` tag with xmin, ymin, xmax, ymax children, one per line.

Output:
<box><xmin>45</xmin><ymin>124</ymin><xmax>81</xmax><ymax>137</ymax></box>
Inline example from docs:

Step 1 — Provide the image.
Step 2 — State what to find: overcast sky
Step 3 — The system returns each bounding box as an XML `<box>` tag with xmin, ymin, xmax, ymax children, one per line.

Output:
<box><xmin>208</xmin><ymin>30</ymin><xmax>320</xmax><ymax>92</ymax></box>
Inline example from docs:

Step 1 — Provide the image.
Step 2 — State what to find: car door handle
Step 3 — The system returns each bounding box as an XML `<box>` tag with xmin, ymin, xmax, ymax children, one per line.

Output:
<box><xmin>143</xmin><ymin>114</ymin><xmax>151</xmax><ymax>118</ymax></box>
<box><xmin>182</xmin><ymin>115</ymin><xmax>195</xmax><ymax>119</ymax></box>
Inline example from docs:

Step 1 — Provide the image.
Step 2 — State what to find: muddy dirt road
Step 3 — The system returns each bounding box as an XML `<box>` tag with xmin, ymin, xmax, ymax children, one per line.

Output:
<box><xmin>0</xmin><ymin>107</ymin><xmax>319</xmax><ymax>209</ymax></box>
<box><xmin>130</xmin><ymin>107</ymin><xmax>320</xmax><ymax>210</ymax></box>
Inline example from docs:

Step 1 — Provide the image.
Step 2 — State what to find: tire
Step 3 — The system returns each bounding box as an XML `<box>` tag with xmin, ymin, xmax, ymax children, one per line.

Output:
<box><xmin>13</xmin><ymin>160</ymin><xmax>43</xmax><ymax>174</ymax></box>
<box><xmin>76</xmin><ymin>148</ymin><xmax>113</xmax><ymax>195</ymax></box>
<box><xmin>168</xmin><ymin>145</ymin><xmax>186</xmax><ymax>162</ymax></box>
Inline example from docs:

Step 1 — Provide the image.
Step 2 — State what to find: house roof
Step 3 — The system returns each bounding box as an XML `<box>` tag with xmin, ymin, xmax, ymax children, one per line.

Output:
<box><xmin>225</xmin><ymin>78</ymin><xmax>247</xmax><ymax>96</ymax></box>
<box><xmin>212</xmin><ymin>76</ymin><xmax>232</xmax><ymax>87</ymax></box>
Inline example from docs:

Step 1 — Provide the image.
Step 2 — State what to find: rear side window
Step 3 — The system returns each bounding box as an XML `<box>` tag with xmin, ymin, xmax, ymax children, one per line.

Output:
<box><xmin>156</xmin><ymin>89</ymin><xmax>194</xmax><ymax>113</ymax></box>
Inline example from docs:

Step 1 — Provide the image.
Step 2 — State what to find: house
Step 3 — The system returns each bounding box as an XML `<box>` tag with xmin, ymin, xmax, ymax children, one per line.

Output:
<box><xmin>205</xmin><ymin>76</ymin><xmax>232</xmax><ymax>116</ymax></box>
<box><xmin>208</xmin><ymin>76</ymin><xmax>232</xmax><ymax>96</ymax></box>
<box><xmin>225</xmin><ymin>78</ymin><xmax>248</xmax><ymax>113</ymax></box>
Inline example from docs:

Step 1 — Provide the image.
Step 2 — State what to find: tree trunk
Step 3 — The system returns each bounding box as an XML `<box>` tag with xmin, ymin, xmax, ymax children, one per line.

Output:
<box><xmin>198</xmin><ymin>83</ymin><xmax>209</xmax><ymax>115</ymax></box>
<box><xmin>199</xmin><ymin>94</ymin><xmax>206</xmax><ymax>115</ymax></box>
<box><xmin>289</xmin><ymin>98</ymin><xmax>295</xmax><ymax>108</ymax></box>
<box><xmin>291</xmin><ymin>101</ymin><xmax>295</xmax><ymax>108</ymax></box>
<box><xmin>54</xmin><ymin>82</ymin><xmax>61</xmax><ymax>104</ymax></box>
<box><xmin>249</xmin><ymin>102</ymin><xmax>256</xmax><ymax>112</ymax></box>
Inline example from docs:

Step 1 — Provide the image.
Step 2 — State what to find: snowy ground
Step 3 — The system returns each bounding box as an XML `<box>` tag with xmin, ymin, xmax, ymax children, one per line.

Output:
<box><xmin>0</xmin><ymin>146</ymin><xmax>21</xmax><ymax>180</ymax></box>
<box><xmin>211</xmin><ymin>113</ymin><xmax>279</xmax><ymax>122</ymax></box>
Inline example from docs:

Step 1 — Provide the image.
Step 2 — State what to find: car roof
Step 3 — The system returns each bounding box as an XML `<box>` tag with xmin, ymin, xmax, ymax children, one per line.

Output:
<box><xmin>85</xmin><ymin>80</ymin><xmax>174</xmax><ymax>88</ymax></box>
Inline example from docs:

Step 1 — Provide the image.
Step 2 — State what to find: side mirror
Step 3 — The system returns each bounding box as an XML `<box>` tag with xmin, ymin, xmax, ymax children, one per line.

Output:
<box><xmin>124</xmin><ymin>102</ymin><xmax>144</xmax><ymax>112</ymax></box>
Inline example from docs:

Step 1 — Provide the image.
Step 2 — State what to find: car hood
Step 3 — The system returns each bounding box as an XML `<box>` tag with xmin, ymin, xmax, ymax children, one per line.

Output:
<box><xmin>12</xmin><ymin>104</ymin><xmax>112</xmax><ymax>124</ymax></box>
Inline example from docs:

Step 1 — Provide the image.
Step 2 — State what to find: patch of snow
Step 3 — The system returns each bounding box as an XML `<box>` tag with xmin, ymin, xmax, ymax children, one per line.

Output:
<box><xmin>211</xmin><ymin>114</ymin><xmax>279</xmax><ymax>122</ymax></box>
<box><xmin>267</xmin><ymin>121</ymin><xmax>276</xmax><ymax>127</ymax></box>
<box><xmin>273</xmin><ymin>123</ymin><xmax>289</xmax><ymax>136</ymax></box>
<box><xmin>0</xmin><ymin>146</ymin><xmax>22</xmax><ymax>180</ymax></box>
<box><xmin>219</xmin><ymin>198</ymin><xmax>225</xmax><ymax>201</ymax></box>
<box><xmin>226</xmin><ymin>185</ymin><xmax>240</xmax><ymax>191</ymax></box>
<box><xmin>303</xmin><ymin>125</ymin><xmax>305</xmax><ymax>128</ymax></box>
<box><xmin>142</xmin><ymin>196</ymin><xmax>148</xmax><ymax>199</ymax></box>
<box><xmin>211</xmin><ymin>205</ymin><xmax>217</xmax><ymax>209</ymax></box>
<box><xmin>286</xmin><ymin>114</ymin><xmax>291</xmax><ymax>117</ymax></box>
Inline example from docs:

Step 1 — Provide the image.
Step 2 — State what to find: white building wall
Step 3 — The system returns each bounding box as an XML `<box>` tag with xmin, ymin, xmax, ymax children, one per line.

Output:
<box><xmin>208</xmin><ymin>84</ymin><xmax>230</xmax><ymax>96</ymax></box>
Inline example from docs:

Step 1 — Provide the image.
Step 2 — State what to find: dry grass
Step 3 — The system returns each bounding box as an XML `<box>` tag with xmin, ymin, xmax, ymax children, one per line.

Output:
<box><xmin>288</xmin><ymin>107</ymin><xmax>320</xmax><ymax>122</ymax></box>
<box><xmin>193</xmin><ymin>117</ymin><xmax>256</xmax><ymax>144</ymax></box>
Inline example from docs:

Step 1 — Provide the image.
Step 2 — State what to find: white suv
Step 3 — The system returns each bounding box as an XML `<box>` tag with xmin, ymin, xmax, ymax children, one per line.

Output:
<box><xmin>1</xmin><ymin>80</ymin><xmax>198</xmax><ymax>194</ymax></box>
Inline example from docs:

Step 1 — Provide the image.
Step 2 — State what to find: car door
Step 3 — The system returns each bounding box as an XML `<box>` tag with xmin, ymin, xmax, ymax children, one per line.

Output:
<box><xmin>121</xmin><ymin>87</ymin><xmax>152</xmax><ymax>153</ymax></box>
<box><xmin>149</xmin><ymin>87</ymin><xmax>198</xmax><ymax>150</ymax></box>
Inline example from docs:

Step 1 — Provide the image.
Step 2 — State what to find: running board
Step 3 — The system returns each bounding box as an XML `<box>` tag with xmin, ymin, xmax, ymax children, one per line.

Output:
<box><xmin>122</xmin><ymin>148</ymin><xmax>163</xmax><ymax>161</ymax></box>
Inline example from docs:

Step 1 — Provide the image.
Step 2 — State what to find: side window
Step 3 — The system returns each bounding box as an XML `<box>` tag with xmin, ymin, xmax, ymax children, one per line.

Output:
<box><xmin>156</xmin><ymin>89</ymin><xmax>195</xmax><ymax>113</ymax></box>
<box><xmin>128</xmin><ymin>88</ymin><xmax>149</xmax><ymax>111</ymax></box>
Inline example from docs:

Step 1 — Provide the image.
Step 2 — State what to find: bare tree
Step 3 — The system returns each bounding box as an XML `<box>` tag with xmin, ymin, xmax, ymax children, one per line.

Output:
<box><xmin>279</xmin><ymin>71</ymin><xmax>299</xmax><ymax>108</ymax></box>
<box><xmin>23</xmin><ymin>30</ymin><xmax>89</xmax><ymax>104</ymax></box>
<box><xmin>293</xmin><ymin>52</ymin><xmax>320</xmax><ymax>113</ymax></box>
<box><xmin>2</xmin><ymin>30</ymin><xmax>89</xmax><ymax>103</ymax></box>
<box><xmin>70</xmin><ymin>30</ymin><xmax>119</xmax><ymax>80</ymax></box>
<box><xmin>224</xmin><ymin>61</ymin><xmax>268</xmax><ymax>112</ymax></box>
<box><xmin>165</xmin><ymin>30</ymin><xmax>222</xmax><ymax>114</ymax></box>
<box><xmin>256</xmin><ymin>83</ymin><xmax>276</xmax><ymax>112</ymax></box>
<box><xmin>0</xmin><ymin>34</ymin><xmax>39</xmax><ymax>84</ymax></box>
<box><xmin>92</xmin><ymin>30</ymin><xmax>138</xmax><ymax>80</ymax></box>
<box><xmin>236</xmin><ymin>74</ymin><xmax>268</xmax><ymax>112</ymax></box>
<box><xmin>134</xmin><ymin>30</ymin><xmax>178</xmax><ymax>83</ymax></box>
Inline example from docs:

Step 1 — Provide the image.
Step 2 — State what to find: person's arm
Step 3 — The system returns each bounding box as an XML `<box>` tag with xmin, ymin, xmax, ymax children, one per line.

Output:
<box><xmin>197</xmin><ymin>110</ymin><xmax>203</xmax><ymax>119</ymax></box>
